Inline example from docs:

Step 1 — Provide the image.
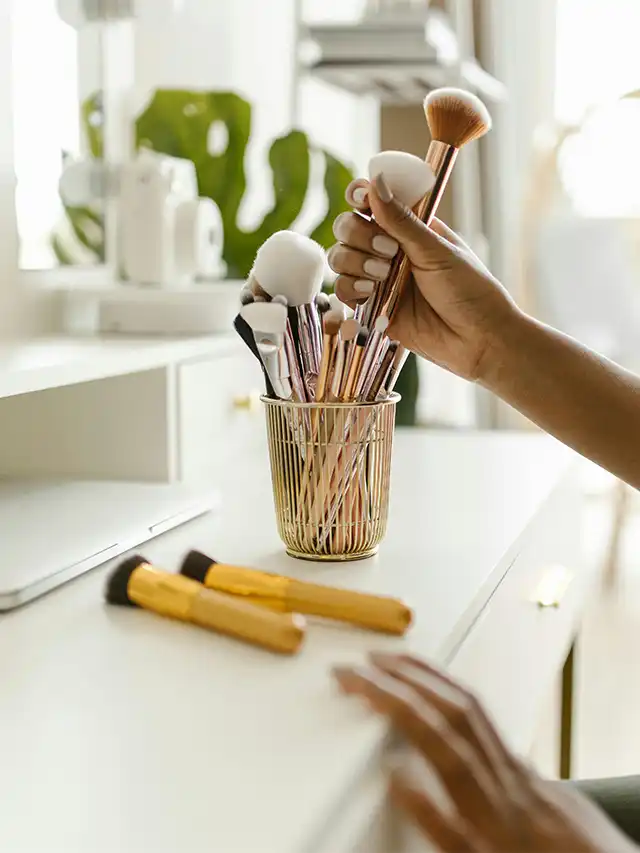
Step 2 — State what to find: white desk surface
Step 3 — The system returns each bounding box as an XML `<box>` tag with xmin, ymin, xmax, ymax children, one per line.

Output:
<box><xmin>0</xmin><ymin>335</ymin><xmax>237</xmax><ymax>399</ymax></box>
<box><xmin>0</xmin><ymin>431</ymin><xmax>573</xmax><ymax>853</ymax></box>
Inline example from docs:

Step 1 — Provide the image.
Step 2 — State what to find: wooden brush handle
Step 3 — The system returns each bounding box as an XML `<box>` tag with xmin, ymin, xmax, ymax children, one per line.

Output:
<box><xmin>189</xmin><ymin>588</ymin><xmax>305</xmax><ymax>655</ymax></box>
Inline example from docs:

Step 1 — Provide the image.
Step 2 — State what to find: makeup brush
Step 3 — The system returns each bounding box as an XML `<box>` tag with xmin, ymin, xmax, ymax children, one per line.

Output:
<box><xmin>341</xmin><ymin>327</ymin><xmax>369</xmax><ymax>402</ymax></box>
<box><xmin>249</xmin><ymin>231</ymin><xmax>325</xmax><ymax>385</ymax></box>
<box><xmin>315</xmin><ymin>292</ymin><xmax>330</xmax><ymax>315</ymax></box>
<box><xmin>356</xmin><ymin>315</ymin><xmax>390</xmax><ymax>400</ymax></box>
<box><xmin>315</xmin><ymin>310</ymin><xmax>342</xmax><ymax>403</ymax></box>
<box><xmin>239</xmin><ymin>288</ymin><xmax>254</xmax><ymax>306</ymax></box>
<box><xmin>366</xmin><ymin>340</ymin><xmax>398</xmax><ymax>402</ymax></box>
<box><xmin>240</xmin><ymin>301</ymin><xmax>292</xmax><ymax>400</ymax></box>
<box><xmin>233</xmin><ymin>314</ymin><xmax>276</xmax><ymax>399</ymax></box>
<box><xmin>382</xmin><ymin>341</ymin><xmax>408</xmax><ymax>397</ymax></box>
<box><xmin>331</xmin><ymin>318</ymin><xmax>360</xmax><ymax>400</ymax></box>
<box><xmin>181</xmin><ymin>551</ymin><xmax>413</xmax><ymax>636</ymax></box>
<box><xmin>377</xmin><ymin>89</ymin><xmax>491</xmax><ymax>323</ymax></box>
<box><xmin>105</xmin><ymin>555</ymin><xmax>305</xmax><ymax>655</ymax></box>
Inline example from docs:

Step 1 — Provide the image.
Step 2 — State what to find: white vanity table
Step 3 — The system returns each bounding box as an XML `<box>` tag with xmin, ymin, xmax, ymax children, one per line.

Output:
<box><xmin>0</xmin><ymin>409</ymin><xmax>595</xmax><ymax>853</ymax></box>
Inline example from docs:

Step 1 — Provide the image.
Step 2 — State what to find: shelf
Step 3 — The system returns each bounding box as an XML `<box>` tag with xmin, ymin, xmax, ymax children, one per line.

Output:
<box><xmin>0</xmin><ymin>335</ymin><xmax>237</xmax><ymax>400</ymax></box>
<box><xmin>302</xmin><ymin>11</ymin><xmax>506</xmax><ymax>104</ymax></box>
<box><xmin>307</xmin><ymin>58</ymin><xmax>506</xmax><ymax>104</ymax></box>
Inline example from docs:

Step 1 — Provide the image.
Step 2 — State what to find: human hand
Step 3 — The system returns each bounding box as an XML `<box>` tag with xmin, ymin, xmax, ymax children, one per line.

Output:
<box><xmin>334</xmin><ymin>654</ymin><xmax>635</xmax><ymax>852</ymax></box>
<box><xmin>328</xmin><ymin>175</ymin><xmax>520</xmax><ymax>382</ymax></box>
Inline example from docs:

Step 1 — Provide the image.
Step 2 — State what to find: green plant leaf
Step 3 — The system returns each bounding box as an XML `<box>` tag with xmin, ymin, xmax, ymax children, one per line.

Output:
<box><xmin>51</xmin><ymin>233</ymin><xmax>76</xmax><ymax>266</ymax></box>
<box><xmin>310</xmin><ymin>148</ymin><xmax>354</xmax><ymax>249</ymax></box>
<box><xmin>66</xmin><ymin>206</ymin><xmax>105</xmax><ymax>260</ymax></box>
<box><xmin>224</xmin><ymin>129</ymin><xmax>310</xmax><ymax>278</ymax></box>
<box><xmin>393</xmin><ymin>352</ymin><xmax>419</xmax><ymax>426</ymax></box>
<box><xmin>81</xmin><ymin>92</ymin><xmax>104</xmax><ymax>159</ymax></box>
<box><xmin>136</xmin><ymin>89</ymin><xmax>250</xmax><ymax>232</ymax></box>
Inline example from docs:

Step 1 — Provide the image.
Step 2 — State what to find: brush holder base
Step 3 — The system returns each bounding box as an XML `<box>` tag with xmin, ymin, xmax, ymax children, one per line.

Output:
<box><xmin>262</xmin><ymin>395</ymin><xmax>398</xmax><ymax>561</ymax></box>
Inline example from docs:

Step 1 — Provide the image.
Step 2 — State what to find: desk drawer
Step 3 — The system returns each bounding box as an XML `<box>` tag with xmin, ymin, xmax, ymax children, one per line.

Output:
<box><xmin>448</xmin><ymin>470</ymin><xmax>590</xmax><ymax>754</ymax></box>
<box><xmin>177</xmin><ymin>346</ymin><xmax>264</xmax><ymax>482</ymax></box>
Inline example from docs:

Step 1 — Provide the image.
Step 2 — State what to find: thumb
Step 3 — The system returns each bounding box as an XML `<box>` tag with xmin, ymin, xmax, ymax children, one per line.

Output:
<box><xmin>369</xmin><ymin>173</ymin><xmax>455</xmax><ymax>270</ymax></box>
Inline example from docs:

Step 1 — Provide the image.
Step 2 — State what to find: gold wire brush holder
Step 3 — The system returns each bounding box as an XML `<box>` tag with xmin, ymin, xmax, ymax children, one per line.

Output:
<box><xmin>262</xmin><ymin>395</ymin><xmax>399</xmax><ymax>561</ymax></box>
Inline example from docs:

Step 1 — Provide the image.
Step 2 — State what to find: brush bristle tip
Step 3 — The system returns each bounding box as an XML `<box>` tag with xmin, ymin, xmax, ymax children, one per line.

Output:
<box><xmin>180</xmin><ymin>550</ymin><xmax>214</xmax><ymax>583</ymax></box>
<box><xmin>105</xmin><ymin>554</ymin><xmax>148</xmax><ymax>606</ymax></box>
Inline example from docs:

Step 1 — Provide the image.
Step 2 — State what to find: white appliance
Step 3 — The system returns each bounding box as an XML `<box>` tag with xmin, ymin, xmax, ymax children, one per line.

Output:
<box><xmin>0</xmin><ymin>479</ymin><xmax>218</xmax><ymax>610</ymax></box>
<box><xmin>119</xmin><ymin>150</ymin><xmax>225</xmax><ymax>287</ymax></box>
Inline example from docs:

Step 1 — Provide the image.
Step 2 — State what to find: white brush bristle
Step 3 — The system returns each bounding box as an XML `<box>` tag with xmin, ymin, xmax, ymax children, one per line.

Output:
<box><xmin>374</xmin><ymin>315</ymin><xmax>390</xmax><ymax>334</ymax></box>
<box><xmin>368</xmin><ymin>151</ymin><xmax>435</xmax><ymax>208</ymax></box>
<box><xmin>329</xmin><ymin>293</ymin><xmax>347</xmax><ymax>321</ymax></box>
<box><xmin>240</xmin><ymin>301</ymin><xmax>288</xmax><ymax>335</ymax></box>
<box><xmin>423</xmin><ymin>88</ymin><xmax>492</xmax><ymax>147</ymax></box>
<box><xmin>250</xmin><ymin>231</ymin><xmax>326</xmax><ymax>305</ymax></box>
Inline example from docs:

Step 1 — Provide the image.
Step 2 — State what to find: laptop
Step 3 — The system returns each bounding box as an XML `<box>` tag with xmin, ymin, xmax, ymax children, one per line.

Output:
<box><xmin>0</xmin><ymin>479</ymin><xmax>218</xmax><ymax>610</ymax></box>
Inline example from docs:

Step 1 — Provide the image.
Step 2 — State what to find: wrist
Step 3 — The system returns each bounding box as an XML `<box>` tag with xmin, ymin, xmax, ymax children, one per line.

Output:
<box><xmin>475</xmin><ymin>307</ymin><xmax>536</xmax><ymax>391</ymax></box>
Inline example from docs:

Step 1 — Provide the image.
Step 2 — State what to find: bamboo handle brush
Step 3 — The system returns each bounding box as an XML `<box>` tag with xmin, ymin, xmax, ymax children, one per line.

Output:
<box><xmin>106</xmin><ymin>555</ymin><xmax>306</xmax><ymax>655</ymax></box>
<box><xmin>181</xmin><ymin>551</ymin><xmax>413</xmax><ymax>636</ymax></box>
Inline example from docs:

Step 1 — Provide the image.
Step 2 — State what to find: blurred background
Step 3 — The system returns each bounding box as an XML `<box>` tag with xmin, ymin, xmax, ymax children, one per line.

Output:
<box><xmin>8</xmin><ymin>0</ymin><xmax>640</xmax><ymax>427</ymax></box>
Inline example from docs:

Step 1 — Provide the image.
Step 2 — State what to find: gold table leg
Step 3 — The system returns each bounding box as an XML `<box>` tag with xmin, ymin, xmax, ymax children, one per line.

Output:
<box><xmin>559</xmin><ymin>642</ymin><xmax>575</xmax><ymax>779</ymax></box>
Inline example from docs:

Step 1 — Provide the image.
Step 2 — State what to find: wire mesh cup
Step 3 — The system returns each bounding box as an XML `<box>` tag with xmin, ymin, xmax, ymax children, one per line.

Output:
<box><xmin>262</xmin><ymin>394</ymin><xmax>399</xmax><ymax>561</ymax></box>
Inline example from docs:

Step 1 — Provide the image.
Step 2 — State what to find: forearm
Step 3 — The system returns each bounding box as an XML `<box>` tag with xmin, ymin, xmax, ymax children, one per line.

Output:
<box><xmin>481</xmin><ymin>312</ymin><xmax>640</xmax><ymax>489</ymax></box>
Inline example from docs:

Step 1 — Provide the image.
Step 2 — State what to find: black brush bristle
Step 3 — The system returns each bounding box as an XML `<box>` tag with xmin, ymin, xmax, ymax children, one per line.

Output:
<box><xmin>233</xmin><ymin>314</ymin><xmax>276</xmax><ymax>398</ymax></box>
<box><xmin>180</xmin><ymin>550</ymin><xmax>215</xmax><ymax>583</ymax></box>
<box><xmin>105</xmin><ymin>555</ymin><xmax>148</xmax><ymax>606</ymax></box>
<box><xmin>356</xmin><ymin>327</ymin><xmax>369</xmax><ymax>347</ymax></box>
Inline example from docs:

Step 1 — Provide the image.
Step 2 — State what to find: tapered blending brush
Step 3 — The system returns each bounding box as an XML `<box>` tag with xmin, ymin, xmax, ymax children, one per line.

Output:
<box><xmin>181</xmin><ymin>551</ymin><xmax>413</xmax><ymax>636</ymax></box>
<box><xmin>377</xmin><ymin>89</ymin><xmax>491</xmax><ymax>323</ymax></box>
<box><xmin>105</xmin><ymin>556</ymin><xmax>306</xmax><ymax>654</ymax></box>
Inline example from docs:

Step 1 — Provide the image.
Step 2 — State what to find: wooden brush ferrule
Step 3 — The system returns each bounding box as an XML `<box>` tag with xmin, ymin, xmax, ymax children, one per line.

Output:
<box><xmin>128</xmin><ymin>563</ymin><xmax>202</xmax><ymax>620</ymax></box>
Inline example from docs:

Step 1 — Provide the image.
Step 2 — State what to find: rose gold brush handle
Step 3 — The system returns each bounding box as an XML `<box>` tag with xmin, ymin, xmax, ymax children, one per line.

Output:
<box><xmin>380</xmin><ymin>142</ymin><xmax>458</xmax><ymax>321</ymax></box>
<box><xmin>366</xmin><ymin>141</ymin><xmax>459</xmax><ymax>327</ymax></box>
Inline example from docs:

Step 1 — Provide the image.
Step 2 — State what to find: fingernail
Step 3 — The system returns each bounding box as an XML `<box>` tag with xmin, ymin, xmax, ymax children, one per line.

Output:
<box><xmin>354</xmin><ymin>279</ymin><xmax>374</xmax><ymax>295</ymax></box>
<box><xmin>373</xmin><ymin>173</ymin><xmax>393</xmax><ymax>203</ymax></box>
<box><xmin>352</xmin><ymin>187</ymin><xmax>368</xmax><ymax>206</ymax></box>
<box><xmin>372</xmin><ymin>234</ymin><xmax>398</xmax><ymax>258</ymax></box>
<box><xmin>363</xmin><ymin>258</ymin><xmax>391</xmax><ymax>279</ymax></box>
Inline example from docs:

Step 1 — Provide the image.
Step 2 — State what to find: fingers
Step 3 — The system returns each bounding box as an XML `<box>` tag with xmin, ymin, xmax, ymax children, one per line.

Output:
<box><xmin>389</xmin><ymin>771</ymin><xmax>476</xmax><ymax>853</ymax></box>
<box><xmin>368</xmin><ymin>174</ymin><xmax>460</xmax><ymax>273</ymax></box>
<box><xmin>333</xmin><ymin>665</ymin><xmax>502</xmax><ymax>826</ymax></box>
<box><xmin>369</xmin><ymin>654</ymin><xmax>520</xmax><ymax>786</ymax></box>
<box><xmin>334</xmin><ymin>275</ymin><xmax>370</xmax><ymax>309</ymax></box>
<box><xmin>327</xmin><ymin>243</ymin><xmax>393</xmax><ymax>289</ymax></box>
<box><xmin>345</xmin><ymin>178</ymin><xmax>371</xmax><ymax>211</ymax></box>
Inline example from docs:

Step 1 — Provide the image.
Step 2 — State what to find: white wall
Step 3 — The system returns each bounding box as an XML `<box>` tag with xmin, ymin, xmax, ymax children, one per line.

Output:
<box><xmin>0</xmin><ymin>0</ymin><xmax>21</xmax><ymax>338</ymax></box>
